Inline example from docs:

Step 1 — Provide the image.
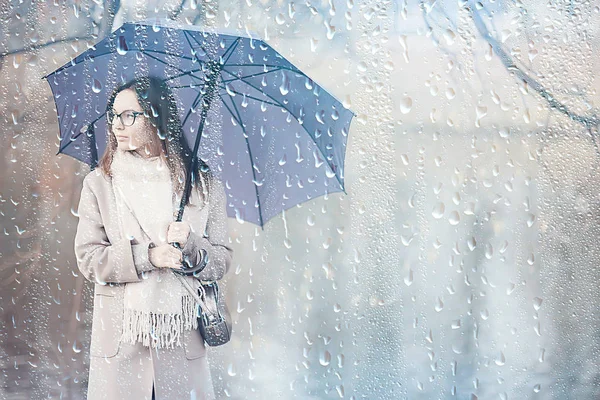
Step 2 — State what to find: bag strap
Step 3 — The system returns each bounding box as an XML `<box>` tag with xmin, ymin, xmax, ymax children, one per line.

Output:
<box><xmin>172</xmin><ymin>272</ymin><xmax>215</xmax><ymax>317</ymax></box>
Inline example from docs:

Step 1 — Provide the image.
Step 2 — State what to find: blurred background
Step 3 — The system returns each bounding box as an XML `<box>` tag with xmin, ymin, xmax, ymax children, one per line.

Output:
<box><xmin>1</xmin><ymin>0</ymin><xmax>600</xmax><ymax>399</ymax></box>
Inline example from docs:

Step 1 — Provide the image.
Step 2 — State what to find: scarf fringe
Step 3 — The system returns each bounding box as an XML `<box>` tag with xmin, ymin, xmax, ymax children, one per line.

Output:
<box><xmin>121</xmin><ymin>294</ymin><xmax>199</xmax><ymax>349</ymax></box>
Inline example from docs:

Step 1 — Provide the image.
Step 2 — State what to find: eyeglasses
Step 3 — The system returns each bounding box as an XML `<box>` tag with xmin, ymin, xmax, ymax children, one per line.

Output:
<box><xmin>107</xmin><ymin>109</ymin><xmax>145</xmax><ymax>127</ymax></box>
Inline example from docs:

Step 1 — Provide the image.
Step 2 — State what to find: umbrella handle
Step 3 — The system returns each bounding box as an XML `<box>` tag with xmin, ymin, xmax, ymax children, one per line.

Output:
<box><xmin>170</xmin><ymin>241</ymin><xmax>204</xmax><ymax>276</ymax></box>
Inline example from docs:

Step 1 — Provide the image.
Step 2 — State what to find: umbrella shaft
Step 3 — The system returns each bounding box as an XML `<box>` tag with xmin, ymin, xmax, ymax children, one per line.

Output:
<box><xmin>176</xmin><ymin>65</ymin><xmax>221</xmax><ymax>222</ymax></box>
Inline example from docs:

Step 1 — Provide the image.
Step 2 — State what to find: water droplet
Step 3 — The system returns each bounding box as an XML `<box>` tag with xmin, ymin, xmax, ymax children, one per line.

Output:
<box><xmin>475</xmin><ymin>105</ymin><xmax>487</xmax><ymax>127</ymax></box>
<box><xmin>528</xmin><ymin>48</ymin><xmax>538</xmax><ymax>62</ymax></box>
<box><xmin>451</xmin><ymin>319</ymin><xmax>461</xmax><ymax>329</ymax></box>
<box><xmin>533</xmin><ymin>384</ymin><xmax>541</xmax><ymax>393</ymax></box>
<box><xmin>401</xmin><ymin>234</ymin><xmax>414</xmax><ymax>246</ymax></box>
<box><xmin>92</xmin><ymin>78</ymin><xmax>102</xmax><ymax>94</ymax></box>
<box><xmin>527</xmin><ymin>213</ymin><xmax>536</xmax><ymax>227</ymax></box>
<box><xmin>353</xmin><ymin>248</ymin><xmax>361</xmax><ymax>263</ymax></box>
<box><xmin>72</xmin><ymin>340</ymin><xmax>82</xmax><ymax>353</ymax></box>
<box><xmin>315</xmin><ymin>109</ymin><xmax>325</xmax><ymax>124</ymax></box>
<box><xmin>404</xmin><ymin>269</ymin><xmax>413</xmax><ymax>286</ymax></box>
<box><xmin>425</xmin><ymin>329</ymin><xmax>433</xmax><ymax>343</ymax></box>
<box><xmin>275</xmin><ymin>13</ymin><xmax>285</xmax><ymax>25</ymax></box>
<box><xmin>205</xmin><ymin>8</ymin><xmax>216</xmax><ymax>19</ymax></box>
<box><xmin>443</xmin><ymin>29</ymin><xmax>456</xmax><ymax>45</ymax></box>
<box><xmin>507</xmin><ymin>282</ymin><xmax>516</xmax><ymax>295</ymax></box>
<box><xmin>467</xmin><ymin>237</ymin><xmax>477</xmax><ymax>251</ymax></box>
<box><xmin>449</xmin><ymin>211</ymin><xmax>460</xmax><ymax>225</ymax></box>
<box><xmin>279</xmin><ymin>72</ymin><xmax>290</xmax><ymax>96</ymax></box>
<box><xmin>464</xmin><ymin>202</ymin><xmax>475</xmax><ymax>215</ymax></box>
<box><xmin>116</xmin><ymin>36</ymin><xmax>128</xmax><ymax>55</ymax></box>
<box><xmin>435</xmin><ymin>297</ymin><xmax>444</xmax><ymax>312</ymax></box>
<box><xmin>324</xmin><ymin>19</ymin><xmax>336</xmax><ymax>40</ymax></box>
<box><xmin>234</xmin><ymin>208</ymin><xmax>245</xmax><ymax>224</ymax></box>
<box><xmin>495</xmin><ymin>351</ymin><xmax>506</xmax><ymax>366</ymax></box>
<box><xmin>527</xmin><ymin>253</ymin><xmax>535</xmax><ymax>265</ymax></box>
<box><xmin>227</xmin><ymin>363</ymin><xmax>237</xmax><ymax>376</ymax></box>
<box><xmin>538</xmin><ymin>348</ymin><xmax>545</xmax><ymax>363</ymax></box>
<box><xmin>322</xmin><ymin>262</ymin><xmax>334</xmax><ymax>280</ymax></box>
<box><xmin>342</xmin><ymin>95</ymin><xmax>352</xmax><ymax>109</ymax></box>
<box><xmin>319</xmin><ymin>350</ymin><xmax>331</xmax><ymax>366</ymax></box>
<box><xmin>432</xmin><ymin>202</ymin><xmax>445</xmax><ymax>219</ymax></box>
<box><xmin>485</xmin><ymin>243</ymin><xmax>493</xmax><ymax>259</ymax></box>
<box><xmin>533</xmin><ymin>297</ymin><xmax>543</xmax><ymax>310</ymax></box>
<box><xmin>480</xmin><ymin>309</ymin><xmax>489</xmax><ymax>320</ymax></box>
<box><xmin>400</xmin><ymin>96</ymin><xmax>413</xmax><ymax>114</ymax></box>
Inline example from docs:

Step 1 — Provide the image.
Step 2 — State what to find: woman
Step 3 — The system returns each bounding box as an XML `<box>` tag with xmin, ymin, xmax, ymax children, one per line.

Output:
<box><xmin>74</xmin><ymin>76</ymin><xmax>233</xmax><ymax>400</ymax></box>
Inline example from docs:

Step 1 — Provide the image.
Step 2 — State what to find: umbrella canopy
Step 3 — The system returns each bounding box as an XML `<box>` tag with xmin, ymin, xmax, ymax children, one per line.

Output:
<box><xmin>43</xmin><ymin>20</ymin><xmax>354</xmax><ymax>228</ymax></box>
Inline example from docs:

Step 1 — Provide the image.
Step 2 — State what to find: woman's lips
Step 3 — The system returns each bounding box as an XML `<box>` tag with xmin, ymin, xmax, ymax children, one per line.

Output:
<box><xmin>116</xmin><ymin>135</ymin><xmax>128</xmax><ymax>141</ymax></box>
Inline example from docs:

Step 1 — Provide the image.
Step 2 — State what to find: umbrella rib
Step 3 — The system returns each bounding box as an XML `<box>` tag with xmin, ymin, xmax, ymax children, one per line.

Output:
<box><xmin>57</xmin><ymin>112</ymin><xmax>106</xmax><ymax>155</ymax></box>
<box><xmin>215</xmin><ymin>84</ymin><xmax>283</xmax><ymax>108</ymax></box>
<box><xmin>170</xmin><ymin>80</ymin><xmax>210</xmax><ymax>89</ymax></box>
<box><xmin>182</xmin><ymin>30</ymin><xmax>203</xmax><ymax>56</ymax></box>
<box><xmin>218</xmin><ymin>95</ymin><xmax>243</xmax><ymax>127</ymax></box>
<box><xmin>183</xmin><ymin>30</ymin><xmax>210</xmax><ymax>58</ymax></box>
<box><xmin>143</xmin><ymin>51</ymin><xmax>199</xmax><ymax>78</ymax></box>
<box><xmin>217</xmin><ymin>80</ymin><xmax>265</xmax><ymax>228</ymax></box>
<box><xmin>46</xmin><ymin>50</ymin><xmax>115</xmax><ymax>77</ymax></box>
<box><xmin>221</xmin><ymin>67</ymin><xmax>282</xmax><ymax>84</ymax></box>
<box><xmin>225</xmin><ymin>63</ymin><xmax>300</xmax><ymax>73</ymax></box>
<box><xmin>221</xmin><ymin>67</ymin><xmax>344</xmax><ymax>191</ymax></box>
<box><xmin>143</xmin><ymin>48</ymin><xmax>199</xmax><ymax>62</ymax></box>
<box><xmin>180</xmin><ymin>90</ymin><xmax>204</xmax><ymax>129</ymax></box>
<box><xmin>222</xmin><ymin>37</ymin><xmax>240</xmax><ymax>65</ymax></box>
<box><xmin>47</xmin><ymin>48</ymin><xmax>201</xmax><ymax>78</ymax></box>
<box><xmin>163</xmin><ymin>68</ymin><xmax>206</xmax><ymax>85</ymax></box>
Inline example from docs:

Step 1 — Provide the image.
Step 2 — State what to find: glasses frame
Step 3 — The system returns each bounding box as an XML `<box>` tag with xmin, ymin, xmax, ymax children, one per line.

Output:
<box><xmin>107</xmin><ymin>109</ymin><xmax>146</xmax><ymax>127</ymax></box>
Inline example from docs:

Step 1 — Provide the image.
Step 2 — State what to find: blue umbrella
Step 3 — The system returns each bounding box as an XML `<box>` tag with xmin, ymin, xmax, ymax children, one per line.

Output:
<box><xmin>43</xmin><ymin>20</ymin><xmax>354</xmax><ymax>229</ymax></box>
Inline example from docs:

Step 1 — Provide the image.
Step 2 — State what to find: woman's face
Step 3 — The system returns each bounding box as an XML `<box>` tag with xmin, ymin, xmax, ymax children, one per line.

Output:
<box><xmin>109</xmin><ymin>88</ymin><xmax>153</xmax><ymax>152</ymax></box>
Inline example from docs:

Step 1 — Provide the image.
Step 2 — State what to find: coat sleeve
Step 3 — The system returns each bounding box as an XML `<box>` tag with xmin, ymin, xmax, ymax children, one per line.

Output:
<box><xmin>182</xmin><ymin>175</ymin><xmax>233</xmax><ymax>281</ymax></box>
<box><xmin>74</xmin><ymin>175</ymin><xmax>153</xmax><ymax>284</ymax></box>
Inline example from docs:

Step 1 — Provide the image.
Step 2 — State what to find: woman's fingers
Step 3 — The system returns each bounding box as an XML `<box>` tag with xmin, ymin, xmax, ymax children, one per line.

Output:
<box><xmin>167</xmin><ymin>229</ymin><xmax>184</xmax><ymax>244</ymax></box>
<box><xmin>170</xmin><ymin>247</ymin><xmax>183</xmax><ymax>269</ymax></box>
<box><xmin>151</xmin><ymin>244</ymin><xmax>183</xmax><ymax>269</ymax></box>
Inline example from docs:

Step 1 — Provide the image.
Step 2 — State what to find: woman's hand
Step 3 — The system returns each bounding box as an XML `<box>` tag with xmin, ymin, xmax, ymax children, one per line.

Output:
<box><xmin>167</xmin><ymin>221</ymin><xmax>191</xmax><ymax>247</ymax></box>
<box><xmin>148</xmin><ymin>244</ymin><xmax>184</xmax><ymax>270</ymax></box>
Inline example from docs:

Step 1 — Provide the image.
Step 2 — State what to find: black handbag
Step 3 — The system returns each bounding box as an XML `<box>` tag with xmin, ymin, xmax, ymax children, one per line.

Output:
<box><xmin>174</xmin><ymin>273</ymin><xmax>232</xmax><ymax>347</ymax></box>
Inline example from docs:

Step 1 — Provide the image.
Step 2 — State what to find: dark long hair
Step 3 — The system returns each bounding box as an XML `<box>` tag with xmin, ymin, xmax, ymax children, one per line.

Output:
<box><xmin>98</xmin><ymin>76</ymin><xmax>210</xmax><ymax>207</ymax></box>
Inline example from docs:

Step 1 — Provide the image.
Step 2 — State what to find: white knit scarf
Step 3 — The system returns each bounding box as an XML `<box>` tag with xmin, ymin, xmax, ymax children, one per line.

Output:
<box><xmin>111</xmin><ymin>149</ymin><xmax>201</xmax><ymax>349</ymax></box>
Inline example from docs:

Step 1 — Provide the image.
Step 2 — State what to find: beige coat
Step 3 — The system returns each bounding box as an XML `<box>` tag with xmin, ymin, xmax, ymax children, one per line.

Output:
<box><xmin>74</xmin><ymin>167</ymin><xmax>233</xmax><ymax>400</ymax></box>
